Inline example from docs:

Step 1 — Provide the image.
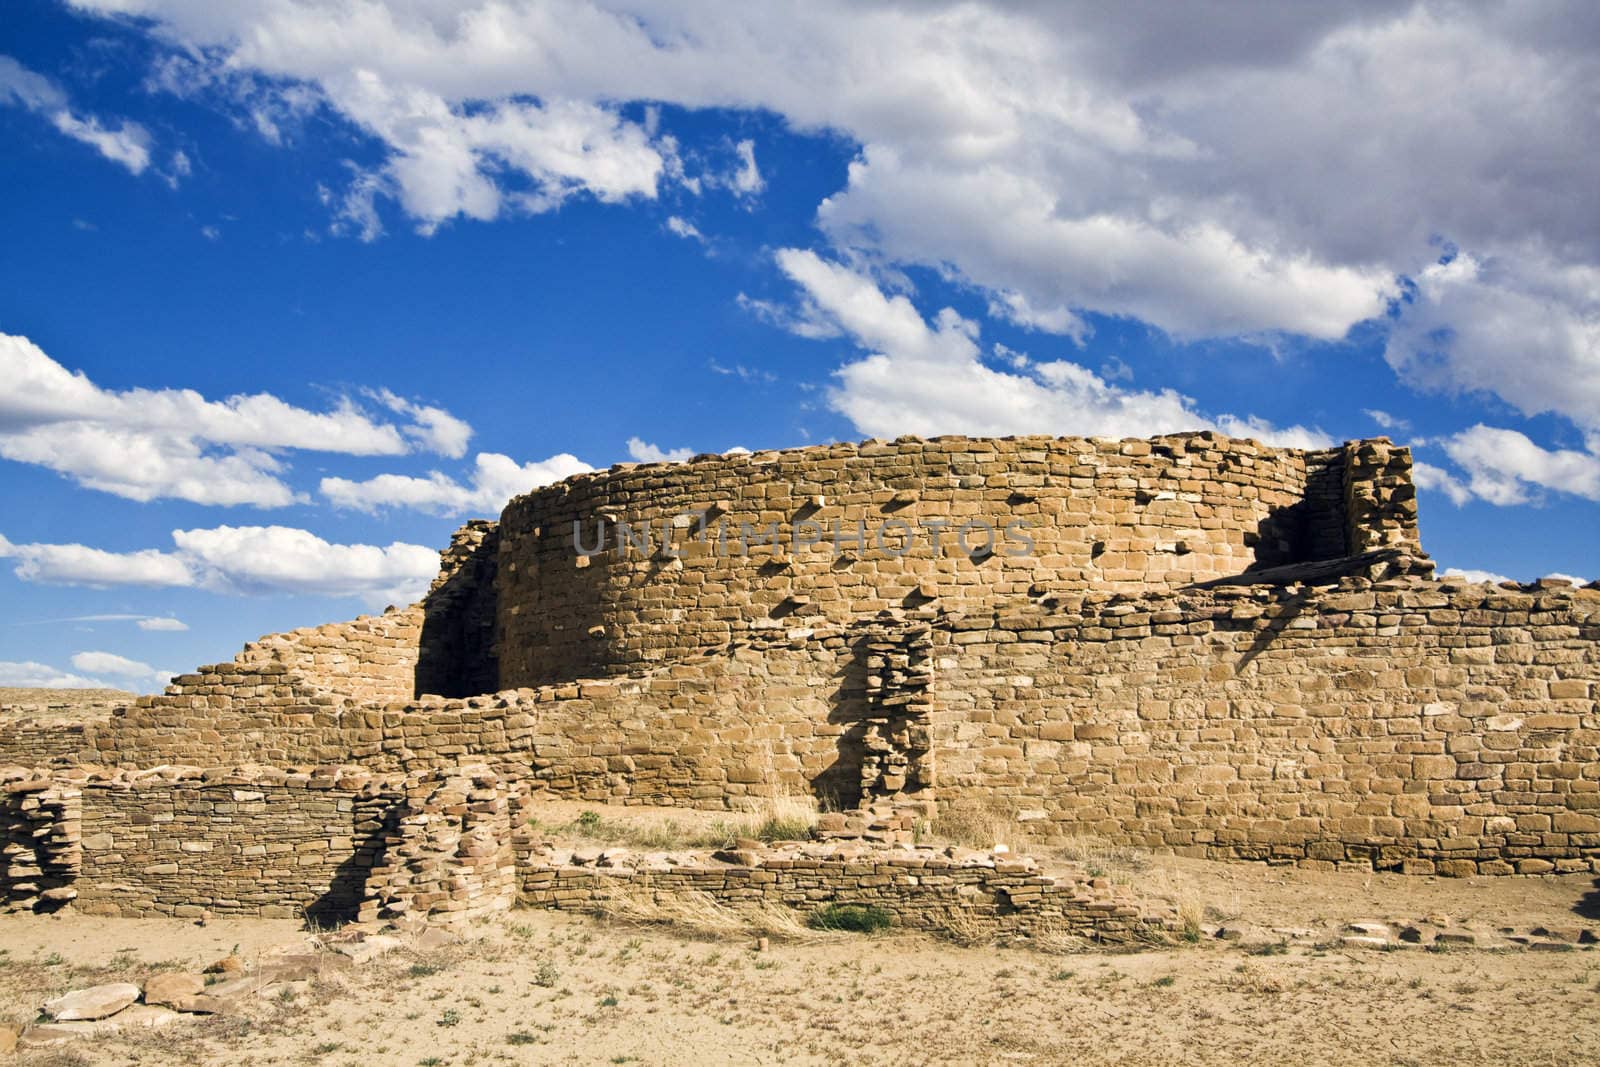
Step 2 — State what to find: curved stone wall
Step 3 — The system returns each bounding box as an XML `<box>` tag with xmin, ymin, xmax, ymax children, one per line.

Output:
<box><xmin>497</xmin><ymin>433</ymin><xmax>1352</xmax><ymax>686</ymax></box>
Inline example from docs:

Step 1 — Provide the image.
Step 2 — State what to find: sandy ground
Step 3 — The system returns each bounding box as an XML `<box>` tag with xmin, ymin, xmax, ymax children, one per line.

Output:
<box><xmin>4</xmin><ymin>858</ymin><xmax>1598</xmax><ymax>1067</ymax></box>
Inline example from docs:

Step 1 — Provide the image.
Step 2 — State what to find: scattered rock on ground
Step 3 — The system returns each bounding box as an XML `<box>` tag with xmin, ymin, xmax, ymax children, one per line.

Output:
<box><xmin>142</xmin><ymin>971</ymin><xmax>205</xmax><ymax>1007</ymax></box>
<box><xmin>42</xmin><ymin>981</ymin><xmax>141</xmax><ymax>1021</ymax></box>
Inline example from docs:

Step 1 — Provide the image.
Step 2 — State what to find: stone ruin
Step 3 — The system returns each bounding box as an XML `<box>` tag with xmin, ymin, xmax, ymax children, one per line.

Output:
<box><xmin>3</xmin><ymin>432</ymin><xmax>1598</xmax><ymax>935</ymax></box>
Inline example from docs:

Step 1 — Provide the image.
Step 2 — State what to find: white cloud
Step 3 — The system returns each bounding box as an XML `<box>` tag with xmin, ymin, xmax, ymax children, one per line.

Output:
<box><xmin>987</xmin><ymin>291</ymin><xmax>1090</xmax><ymax>344</ymax></box>
<box><xmin>1412</xmin><ymin>461</ymin><xmax>1473</xmax><ymax>507</ymax></box>
<box><xmin>69</xmin><ymin>651</ymin><xmax>174</xmax><ymax>687</ymax></box>
<box><xmin>1545</xmin><ymin>572</ymin><xmax>1590</xmax><ymax>586</ymax></box>
<box><xmin>0</xmin><ymin>55</ymin><xmax>153</xmax><ymax>174</ymax></box>
<box><xmin>1</xmin><ymin>525</ymin><xmax>440</xmax><ymax>605</ymax></box>
<box><xmin>729</xmin><ymin>139</ymin><xmax>763</xmax><ymax>196</ymax></box>
<box><xmin>1436</xmin><ymin>426</ymin><xmax>1600</xmax><ymax>506</ymax></box>
<box><xmin>666</xmin><ymin>215</ymin><xmax>703</xmax><ymax>241</ymax></box>
<box><xmin>0</xmin><ymin>659</ymin><xmax>113</xmax><ymax>689</ymax></box>
<box><xmin>55</xmin><ymin>2</ymin><xmax>1600</xmax><ymax>442</ymax></box>
<box><xmin>0</xmin><ymin>331</ymin><xmax>473</xmax><ymax>506</ymax></box>
<box><xmin>771</xmin><ymin>248</ymin><xmax>1330</xmax><ymax>447</ymax></box>
<box><xmin>1441</xmin><ymin>567</ymin><xmax>1513</xmax><ymax>586</ymax></box>
<box><xmin>369</xmin><ymin>389</ymin><xmax>474</xmax><ymax>458</ymax></box>
<box><xmin>1364</xmin><ymin>409</ymin><xmax>1410</xmax><ymax>433</ymax></box>
<box><xmin>0</xmin><ymin>533</ymin><xmax>196</xmax><ymax>587</ymax></box>
<box><xmin>1386</xmin><ymin>251</ymin><xmax>1600</xmax><ymax>433</ymax></box>
<box><xmin>12</xmin><ymin>612</ymin><xmax>190</xmax><ymax>631</ymax></box>
<box><xmin>321</xmin><ymin>450</ymin><xmax>591</xmax><ymax>515</ymax></box>
<box><xmin>626</xmin><ymin>438</ymin><xmax>695</xmax><ymax>463</ymax></box>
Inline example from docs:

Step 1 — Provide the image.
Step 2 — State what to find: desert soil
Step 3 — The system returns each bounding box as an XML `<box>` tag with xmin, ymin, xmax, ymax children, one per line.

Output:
<box><xmin>3</xmin><ymin>850</ymin><xmax>1597</xmax><ymax>1067</ymax></box>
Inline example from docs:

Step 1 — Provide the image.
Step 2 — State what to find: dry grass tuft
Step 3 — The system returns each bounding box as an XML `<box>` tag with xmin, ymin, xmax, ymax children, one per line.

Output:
<box><xmin>930</xmin><ymin>801</ymin><xmax>1036</xmax><ymax>855</ymax></box>
<box><xmin>588</xmin><ymin>882</ymin><xmax>832</xmax><ymax>943</ymax></box>
<box><xmin>543</xmin><ymin>793</ymin><xmax>820</xmax><ymax>851</ymax></box>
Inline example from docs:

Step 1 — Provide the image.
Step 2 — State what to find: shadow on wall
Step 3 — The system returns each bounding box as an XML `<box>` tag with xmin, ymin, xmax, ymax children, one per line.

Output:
<box><xmin>815</xmin><ymin>636</ymin><xmax>873</xmax><ymax>811</ymax></box>
<box><xmin>304</xmin><ymin>799</ymin><xmax>398</xmax><ymax>925</ymax></box>
<box><xmin>415</xmin><ymin>524</ymin><xmax>501</xmax><ymax>699</ymax></box>
<box><xmin>1248</xmin><ymin>453</ymin><xmax>1348</xmax><ymax>570</ymax></box>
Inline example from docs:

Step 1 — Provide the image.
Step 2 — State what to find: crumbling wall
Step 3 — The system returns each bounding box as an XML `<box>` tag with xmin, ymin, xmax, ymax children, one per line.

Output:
<box><xmin>82</xmin><ymin>635</ymin><xmax>858</xmax><ymax>805</ymax></box>
<box><xmin>933</xmin><ymin>577</ymin><xmax>1600</xmax><ymax>875</ymax></box>
<box><xmin>1344</xmin><ymin>437</ymin><xmax>1422</xmax><ymax>554</ymax></box>
<box><xmin>357</xmin><ymin>765</ymin><xmax>517</xmax><ymax>925</ymax></box>
<box><xmin>228</xmin><ymin>606</ymin><xmax>424</xmax><ymax>704</ymax></box>
<box><xmin>517</xmin><ymin>844</ymin><xmax>1174</xmax><ymax>944</ymax></box>
<box><xmin>498</xmin><ymin>433</ymin><xmax>1349</xmax><ymax>686</ymax></box>
<box><xmin>1</xmin><ymin>772</ymin><xmax>80</xmax><ymax>912</ymax></box>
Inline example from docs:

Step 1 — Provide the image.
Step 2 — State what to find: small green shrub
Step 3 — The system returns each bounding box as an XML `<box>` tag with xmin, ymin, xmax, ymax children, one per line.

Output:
<box><xmin>807</xmin><ymin>904</ymin><xmax>893</xmax><ymax>933</ymax></box>
<box><xmin>755</xmin><ymin>815</ymin><xmax>813</xmax><ymax>842</ymax></box>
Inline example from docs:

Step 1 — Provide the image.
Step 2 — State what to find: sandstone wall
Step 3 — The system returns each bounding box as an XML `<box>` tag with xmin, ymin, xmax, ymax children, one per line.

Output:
<box><xmin>227</xmin><ymin>606</ymin><xmax>424</xmax><ymax>704</ymax></box>
<box><xmin>81</xmin><ymin>633</ymin><xmax>865</xmax><ymax>807</ymax></box>
<box><xmin>0</xmin><ymin>720</ymin><xmax>99</xmax><ymax>766</ymax></box>
<box><xmin>66</xmin><ymin>767</ymin><xmax>388</xmax><ymax>919</ymax></box>
<box><xmin>932</xmin><ymin>578</ymin><xmax>1600</xmax><ymax>875</ymax></box>
<box><xmin>496</xmin><ymin>434</ymin><xmax>1363</xmax><ymax>687</ymax></box>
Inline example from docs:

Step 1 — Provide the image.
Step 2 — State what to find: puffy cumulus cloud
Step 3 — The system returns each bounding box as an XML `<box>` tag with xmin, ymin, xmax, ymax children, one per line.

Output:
<box><xmin>138</xmin><ymin>616</ymin><xmax>188</xmax><ymax>632</ymax></box>
<box><xmin>1411</xmin><ymin>461</ymin><xmax>1473</xmax><ymax>507</ymax></box>
<box><xmin>772</xmin><ymin>249</ymin><xmax>1330</xmax><ymax>447</ymax></box>
<box><xmin>60</xmin><ymin>2</ymin><xmax>1600</xmax><ymax>427</ymax></box>
<box><xmin>369</xmin><ymin>389</ymin><xmax>474</xmax><ymax>458</ymax></box>
<box><xmin>1433</xmin><ymin>426</ymin><xmax>1600</xmax><ymax>506</ymax></box>
<box><xmin>321</xmin><ymin>451</ymin><xmax>591</xmax><ymax>514</ymax></box>
<box><xmin>626</xmin><ymin>438</ymin><xmax>695</xmax><ymax>464</ymax></box>
<box><xmin>0</xmin><ymin>533</ymin><xmax>196</xmax><ymax>587</ymax></box>
<box><xmin>69</xmin><ymin>651</ymin><xmax>175</xmax><ymax>687</ymax></box>
<box><xmin>1385</xmin><ymin>250</ymin><xmax>1600</xmax><ymax>432</ymax></box>
<box><xmin>986</xmin><ymin>291</ymin><xmax>1090</xmax><ymax>345</ymax></box>
<box><xmin>171</xmin><ymin>526</ymin><xmax>438</xmax><ymax>602</ymax></box>
<box><xmin>0</xmin><ymin>331</ymin><xmax>473</xmax><ymax>506</ymax></box>
<box><xmin>0</xmin><ymin>659</ymin><xmax>113</xmax><ymax>689</ymax></box>
<box><xmin>0</xmin><ymin>55</ymin><xmax>153</xmax><ymax>174</ymax></box>
<box><xmin>1</xmin><ymin>525</ymin><xmax>439</xmax><ymax>605</ymax></box>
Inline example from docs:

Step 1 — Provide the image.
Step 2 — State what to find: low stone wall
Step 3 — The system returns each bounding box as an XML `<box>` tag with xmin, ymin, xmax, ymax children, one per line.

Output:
<box><xmin>0</xmin><ymin>719</ymin><xmax>99</xmax><ymax>766</ymax></box>
<box><xmin>515</xmin><ymin>841</ymin><xmax>1174</xmax><ymax>944</ymax></box>
<box><xmin>3</xmin><ymin>765</ymin><xmax>396</xmax><ymax>919</ymax></box>
<box><xmin>11</xmin><ymin>764</ymin><xmax>1173</xmax><ymax>942</ymax></box>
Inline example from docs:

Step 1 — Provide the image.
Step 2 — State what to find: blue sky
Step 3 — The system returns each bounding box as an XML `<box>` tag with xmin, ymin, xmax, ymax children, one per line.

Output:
<box><xmin>1</xmin><ymin>0</ymin><xmax>1596</xmax><ymax>692</ymax></box>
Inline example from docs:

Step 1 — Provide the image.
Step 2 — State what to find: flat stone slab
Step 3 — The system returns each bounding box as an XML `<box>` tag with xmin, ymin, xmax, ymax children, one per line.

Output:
<box><xmin>42</xmin><ymin>982</ymin><xmax>141</xmax><ymax>1021</ymax></box>
<box><xmin>142</xmin><ymin>972</ymin><xmax>205</xmax><ymax>1008</ymax></box>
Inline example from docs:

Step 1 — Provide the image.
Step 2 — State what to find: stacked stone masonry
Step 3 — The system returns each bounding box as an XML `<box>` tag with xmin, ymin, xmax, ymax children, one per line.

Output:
<box><xmin>497</xmin><ymin>433</ymin><xmax>1374</xmax><ymax>685</ymax></box>
<box><xmin>4</xmin><ymin>764</ymin><xmax>1172</xmax><ymax>941</ymax></box>
<box><xmin>2</xmin><ymin>432</ymin><xmax>1597</xmax><ymax>923</ymax></box>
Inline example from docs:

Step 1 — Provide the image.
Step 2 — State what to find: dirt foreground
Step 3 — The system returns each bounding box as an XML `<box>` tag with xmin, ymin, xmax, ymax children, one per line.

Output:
<box><xmin>3</xmin><ymin>853</ymin><xmax>1597</xmax><ymax>1067</ymax></box>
